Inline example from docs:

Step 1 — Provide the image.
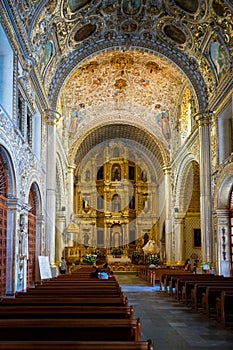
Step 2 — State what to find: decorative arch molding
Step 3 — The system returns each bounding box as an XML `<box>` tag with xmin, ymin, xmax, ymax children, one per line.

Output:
<box><xmin>48</xmin><ymin>43</ymin><xmax>207</xmax><ymax>112</ymax></box>
<box><xmin>214</xmin><ymin>163</ymin><xmax>233</xmax><ymax>209</ymax></box>
<box><xmin>56</xmin><ymin>152</ymin><xmax>67</xmax><ymax>212</ymax></box>
<box><xmin>71</xmin><ymin>121</ymin><xmax>169</xmax><ymax>172</ymax></box>
<box><xmin>174</xmin><ymin>153</ymin><xmax>199</xmax><ymax>213</ymax></box>
<box><xmin>0</xmin><ymin>145</ymin><xmax>16</xmax><ymax>198</ymax></box>
<box><xmin>25</xmin><ymin>174</ymin><xmax>43</xmax><ymax>215</ymax></box>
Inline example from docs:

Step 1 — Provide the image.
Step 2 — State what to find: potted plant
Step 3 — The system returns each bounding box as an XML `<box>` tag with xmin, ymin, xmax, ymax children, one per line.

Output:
<box><xmin>132</xmin><ymin>251</ymin><xmax>142</xmax><ymax>259</ymax></box>
<box><xmin>147</xmin><ymin>254</ymin><xmax>160</xmax><ymax>266</ymax></box>
<box><xmin>132</xmin><ymin>250</ymin><xmax>142</xmax><ymax>265</ymax></box>
<box><xmin>92</xmin><ymin>250</ymin><xmax>102</xmax><ymax>259</ymax></box>
<box><xmin>111</xmin><ymin>248</ymin><xmax>123</xmax><ymax>257</ymax></box>
<box><xmin>83</xmin><ymin>254</ymin><xmax>96</xmax><ymax>265</ymax></box>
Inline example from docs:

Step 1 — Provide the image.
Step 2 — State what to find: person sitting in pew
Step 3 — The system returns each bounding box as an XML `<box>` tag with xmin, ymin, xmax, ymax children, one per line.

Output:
<box><xmin>90</xmin><ymin>266</ymin><xmax>100</xmax><ymax>278</ymax></box>
<box><xmin>98</xmin><ymin>271</ymin><xmax>109</xmax><ymax>280</ymax></box>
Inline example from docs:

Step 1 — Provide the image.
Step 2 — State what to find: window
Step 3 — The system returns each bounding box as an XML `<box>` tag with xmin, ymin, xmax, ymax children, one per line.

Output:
<box><xmin>97</xmin><ymin>166</ymin><xmax>103</xmax><ymax>180</ymax></box>
<box><xmin>129</xmin><ymin>166</ymin><xmax>135</xmax><ymax>180</ymax></box>
<box><xmin>193</xmin><ymin>229</ymin><xmax>201</xmax><ymax>247</ymax></box>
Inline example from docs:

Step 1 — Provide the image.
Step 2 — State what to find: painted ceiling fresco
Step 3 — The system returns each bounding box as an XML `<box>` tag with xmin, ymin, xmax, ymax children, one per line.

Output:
<box><xmin>8</xmin><ymin>0</ymin><xmax>233</xmax><ymax>148</ymax></box>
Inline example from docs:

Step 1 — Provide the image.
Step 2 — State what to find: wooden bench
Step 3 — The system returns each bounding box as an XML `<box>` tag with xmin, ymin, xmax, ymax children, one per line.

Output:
<box><xmin>0</xmin><ymin>296</ymin><xmax>128</xmax><ymax>306</ymax></box>
<box><xmin>202</xmin><ymin>285</ymin><xmax>233</xmax><ymax>318</ymax></box>
<box><xmin>0</xmin><ymin>339</ymin><xmax>154</xmax><ymax>350</ymax></box>
<box><xmin>0</xmin><ymin>305</ymin><xmax>134</xmax><ymax>319</ymax></box>
<box><xmin>191</xmin><ymin>281</ymin><xmax>233</xmax><ymax>312</ymax></box>
<box><xmin>161</xmin><ymin>272</ymin><xmax>192</xmax><ymax>294</ymax></box>
<box><xmin>15</xmin><ymin>288</ymin><xmax>123</xmax><ymax>298</ymax></box>
<box><xmin>216</xmin><ymin>291</ymin><xmax>233</xmax><ymax>327</ymax></box>
<box><xmin>0</xmin><ymin>318</ymin><xmax>141</xmax><ymax>341</ymax></box>
<box><xmin>174</xmin><ymin>275</ymin><xmax>227</xmax><ymax>302</ymax></box>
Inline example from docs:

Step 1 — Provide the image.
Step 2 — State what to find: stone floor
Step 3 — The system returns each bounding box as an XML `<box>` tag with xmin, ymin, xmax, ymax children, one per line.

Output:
<box><xmin>115</xmin><ymin>272</ymin><xmax>233</xmax><ymax>350</ymax></box>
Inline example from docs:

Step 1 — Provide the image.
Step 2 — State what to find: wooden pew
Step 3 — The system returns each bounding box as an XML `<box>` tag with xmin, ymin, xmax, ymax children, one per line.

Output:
<box><xmin>216</xmin><ymin>291</ymin><xmax>233</xmax><ymax>327</ymax></box>
<box><xmin>0</xmin><ymin>296</ymin><xmax>128</xmax><ymax>306</ymax></box>
<box><xmin>0</xmin><ymin>318</ymin><xmax>141</xmax><ymax>341</ymax></box>
<box><xmin>0</xmin><ymin>305</ymin><xmax>134</xmax><ymax>319</ymax></box>
<box><xmin>174</xmin><ymin>275</ymin><xmax>227</xmax><ymax>301</ymax></box>
<box><xmin>161</xmin><ymin>272</ymin><xmax>192</xmax><ymax>293</ymax></box>
<box><xmin>0</xmin><ymin>339</ymin><xmax>154</xmax><ymax>350</ymax></box>
<box><xmin>202</xmin><ymin>285</ymin><xmax>233</xmax><ymax>318</ymax></box>
<box><xmin>191</xmin><ymin>281</ymin><xmax>233</xmax><ymax>312</ymax></box>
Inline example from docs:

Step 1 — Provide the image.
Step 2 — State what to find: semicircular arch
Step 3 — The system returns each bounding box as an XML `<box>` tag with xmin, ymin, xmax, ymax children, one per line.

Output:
<box><xmin>48</xmin><ymin>43</ymin><xmax>207</xmax><ymax>112</ymax></box>
<box><xmin>71</xmin><ymin>121</ymin><xmax>169</xmax><ymax>171</ymax></box>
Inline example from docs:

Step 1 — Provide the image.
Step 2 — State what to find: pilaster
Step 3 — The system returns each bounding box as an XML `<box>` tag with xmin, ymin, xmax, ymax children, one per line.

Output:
<box><xmin>195</xmin><ymin>111</ymin><xmax>213</xmax><ymax>264</ymax></box>
<box><xmin>44</xmin><ymin>109</ymin><xmax>61</xmax><ymax>269</ymax></box>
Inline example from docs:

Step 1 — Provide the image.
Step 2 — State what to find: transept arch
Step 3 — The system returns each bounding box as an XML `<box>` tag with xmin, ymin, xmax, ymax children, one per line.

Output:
<box><xmin>174</xmin><ymin>154</ymin><xmax>199</xmax><ymax>214</ymax></box>
<box><xmin>71</xmin><ymin>122</ymin><xmax>169</xmax><ymax>170</ymax></box>
<box><xmin>49</xmin><ymin>45</ymin><xmax>207</xmax><ymax>113</ymax></box>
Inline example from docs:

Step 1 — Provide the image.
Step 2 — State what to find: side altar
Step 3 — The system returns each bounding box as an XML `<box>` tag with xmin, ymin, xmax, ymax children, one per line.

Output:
<box><xmin>107</xmin><ymin>255</ymin><xmax>131</xmax><ymax>263</ymax></box>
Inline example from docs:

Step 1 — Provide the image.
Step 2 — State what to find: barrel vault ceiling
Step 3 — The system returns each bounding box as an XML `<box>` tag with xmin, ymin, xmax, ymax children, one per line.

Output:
<box><xmin>2</xmin><ymin>0</ymin><xmax>233</xmax><ymax>165</ymax></box>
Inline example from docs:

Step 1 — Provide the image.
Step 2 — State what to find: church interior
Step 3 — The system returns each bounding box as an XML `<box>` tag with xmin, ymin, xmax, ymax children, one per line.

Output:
<box><xmin>0</xmin><ymin>0</ymin><xmax>233</xmax><ymax>296</ymax></box>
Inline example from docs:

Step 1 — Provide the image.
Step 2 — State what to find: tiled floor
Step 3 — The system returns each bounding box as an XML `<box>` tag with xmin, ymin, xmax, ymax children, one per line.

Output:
<box><xmin>115</xmin><ymin>273</ymin><xmax>233</xmax><ymax>350</ymax></box>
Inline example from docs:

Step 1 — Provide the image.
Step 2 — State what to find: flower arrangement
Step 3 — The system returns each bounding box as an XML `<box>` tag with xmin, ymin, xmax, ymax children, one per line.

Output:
<box><xmin>92</xmin><ymin>250</ymin><xmax>102</xmax><ymax>258</ymax></box>
<box><xmin>147</xmin><ymin>254</ymin><xmax>160</xmax><ymax>265</ymax></box>
<box><xmin>111</xmin><ymin>248</ymin><xmax>123</xmax><ymax>256</ymax></box>
<box><xmin>132</xmin><ymin>251</ymin><xmax>142</xmax><ymax>259</ymax></box>
<box><xmin>83</xmin><ymin>254</ymin><xmax>96</xmax><ymax>265</ymax></box>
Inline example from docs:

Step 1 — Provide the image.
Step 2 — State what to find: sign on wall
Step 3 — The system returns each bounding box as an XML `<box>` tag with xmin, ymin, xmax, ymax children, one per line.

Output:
<box><xmin>38</xmin><ymin>256</ymin><xmax>52</xmax><ymax>280</ymax></box>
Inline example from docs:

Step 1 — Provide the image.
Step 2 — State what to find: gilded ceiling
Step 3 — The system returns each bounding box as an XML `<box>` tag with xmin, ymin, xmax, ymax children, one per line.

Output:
<box><xmin>2</xmin><ymin>0</ymin><xmax>233</xmax><ymax>161</ymax></box>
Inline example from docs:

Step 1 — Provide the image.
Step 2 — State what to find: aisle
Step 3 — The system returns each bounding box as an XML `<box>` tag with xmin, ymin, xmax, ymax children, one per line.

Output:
<box><xmin>115</xmin><ymin>273</ymin><xmax>233</xmax><ymax>350</ymax></box>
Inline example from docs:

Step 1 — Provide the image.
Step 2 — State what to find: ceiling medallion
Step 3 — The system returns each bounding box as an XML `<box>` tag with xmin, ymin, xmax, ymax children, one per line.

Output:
<box><xmin>173</xmin><ymin>0</ymin><xmax>199</xmax><ymax>14</ymax></box>
<box><xmin>164</xmin><ymin>0</ymin><xmax>207</xmax><ymax>22</ymax></box>
<box><xmin>62</xmin><ymin>0</ymin><xmax>93</xmax><ymax>21</ymax></box>
<box><xmin>69</xmin><ymin>16</ymin><xmax>103</xmax><ymax>47</ymax></box>
<box><xmin>156</xmin><ymin>18</ymin><xmax>192</xmax><ymax>51</ymax></box>
<box><xmin>74</xmin><ymin>23</ymin><xmax>97</xmax><ymax>42</ymax></box>
<box><xmin>122</xmin><ymin>0</ymin><xmax>142</xmax><ymax>16</ymax></box>
<box><xmin>212</xmin><ymin>0</ymin><xmax>226</xmax><ymax>17</ymax></box>
<box><xmin>121</xmin><ymin>19</ymin><xmax>138</xmax><ymax>33</ymax></box>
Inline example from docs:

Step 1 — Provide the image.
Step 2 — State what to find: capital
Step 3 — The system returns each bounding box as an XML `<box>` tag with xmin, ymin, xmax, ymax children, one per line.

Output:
<box><xmin>194</xmin><ymin>110</ymin><xmax>214</xmax><ymax>127</ymax></box>
<box><xmin>44</xmin><ymin>109</ymin><xmax>61</xmax><ymax>125</ymax></box>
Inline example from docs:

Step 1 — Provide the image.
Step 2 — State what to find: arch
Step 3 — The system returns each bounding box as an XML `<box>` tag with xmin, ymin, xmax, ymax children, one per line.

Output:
<box><xmin>174</xmin><ymin>154</ymin><xmax>199</xmax><ymax>213</ymax></box>
<box><xmin>213</xmin><ymin>163</ymin><xmax>233</xmax><ymax>210</ymax></box>
<box><xmin>71</xmin><ymin>122</ymin><xmax>169</xmax><ymax>172</ymax></box>
<box><xmin>0</xmin><ymin>145</ymin><xmax>16</xmax><ymax>197</ymax></box>
<box><xmin>216</xmin><ymin>173</ymin><xmax>233</xmax><ymax>209</ymax></box>
<box><xmin>49</xmin><ymin>44</ymin><xmax>207</xmax><ymax>112</ymax></box>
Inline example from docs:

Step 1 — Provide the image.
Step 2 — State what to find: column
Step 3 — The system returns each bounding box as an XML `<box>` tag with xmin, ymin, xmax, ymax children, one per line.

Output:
<box><xmin>67</xmin><ymin>164</ymin><xmax>76</xmax><ymax>220</ymax></box>
<box><xmin>163</xmin><ymin>166</ymin><xmax>173</xmax><ymax>265</ymax></box>
<box><xmin>195</xmin><ymin>111</ymin><xmax>213</xmax><ymax>264</ymax></box>
<box><xmin>44</xmin><ymin>109</ymin><xmax>61</xmax><ymax>270</ymax></box>
<box><xmin>174</xmin><ymin>215</ymin><xmax>185</xmax><ymax>265</ymax></box>
<box><xmin>55</xmin><ymin>213</ymin><xmax>66</xmax><ymax>262</ymax></box>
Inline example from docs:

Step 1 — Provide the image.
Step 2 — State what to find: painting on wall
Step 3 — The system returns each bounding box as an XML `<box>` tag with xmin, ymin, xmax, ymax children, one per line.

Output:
<box><xmin>122</xmin><ymin>0</ymin><xmax>141</xmax><ymax>16</ymax></box>
<box><xmin>210</xmin><ymin>41</ymin><xmax>227</xmax><ymax>78</ymax></box>
<box><xmin>38</xmin><ymin>41</ymin><xmax>53</xmax><ymax>74</ymax></box>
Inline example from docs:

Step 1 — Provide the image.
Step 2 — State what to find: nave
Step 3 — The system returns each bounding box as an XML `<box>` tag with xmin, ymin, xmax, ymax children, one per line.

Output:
<box><xmin>117</xmin><ymin>273</ymin><xmax>233</xmax><ymax>350</ymax></box>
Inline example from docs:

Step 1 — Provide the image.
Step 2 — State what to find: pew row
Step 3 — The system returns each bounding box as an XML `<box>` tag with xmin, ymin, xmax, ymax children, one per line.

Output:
<box><xmin>0</xmin><ymin>340</ymin><xmax>154</xmax><ymax>350</ymax></box>
<box><xmin>0</xmin><ymin>318</ymin><xmax>141</xmax><ymax>341</ymax></box>
<box><xmin>0</xmin><ymin>296</ymin><xmax>128</xmax><ymax>306</ymax></box>
<box><xmin>191</xmin><ymin>282</ymin><xmax>233</xmax><ymax>312</ymax></box>
<box><xmin>202</xmin><ymin>286</ymin><xmax>233</xmax><ymax>318</ymax></box>
<box><xmin>0</xmin><ymin>305</ymin><xmax>134</xmax><ymax>319</ymax></box>
<box><xmin>216</xmin><ymin>291</ymin><xmax>233</xmax><ymax>328</ymax></box>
